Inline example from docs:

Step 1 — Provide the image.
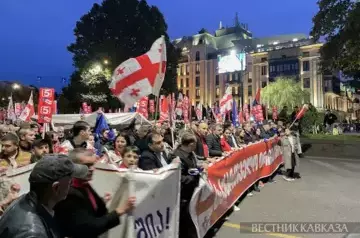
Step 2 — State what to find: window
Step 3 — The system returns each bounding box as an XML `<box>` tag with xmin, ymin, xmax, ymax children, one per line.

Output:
<box><xmin>248</xmin><ymin>78</ymin><xmax>252</xmax><ymax>83</ymax></box>
<box><xmin>248</xmin><ymin>86</ymin><xmax>252</xmax><ymax>96</ymax></box>
<box><xmin>180</xmin><ymin>79</ymin><xmax>183</xmax><ymax>88</ymax></box>
<box><xmin>303</xmin><ymin>61</ymin><xmax>310</xmax><ymax>71</ymax></box>
<box><xmin>303</xmin><ymin>78</ymin><xmax>310</xmax><ymax>88</ymax></box>
<box><xmin>196</xmin><ymin>63</ymin><xmax>200</xmax><ymax>73</ymax></box>
<box><xmin>261</xmin><ymin>57</ymin><xmax>267</xmax><ymax>62</ymax></box>
<box><xmin>261</xmin><ymin>66</ymin><xmax>267</xmax><ymax>76</ymax></box>
<box><xmin>295</xmin><ymin>63</ymin><xmax>299</xmax><ymax>70</ymax></box>
<box><xmin>215</xmin><ymin>75</ymin><xmax>219</xmax><ymax>86</ymax></box>
<box><xmin>196</xmin><ymin>89</ymin><xmax>200</xmax><ymax>98</ymax></box>
<box><xmin>180</xmin><ymin>65</ymin><xmax>184</xmax><ymax>75</ymax></box>
<box><xmin>216</xmin><ymin>88</ymin><xmax>220</xmax><ymax>97</ymax></box>
<box><xmin>195</xmin><ymin>76</ymin><xmax>200</xmax><ymax>87</ymax></box>
<box><xmin>277</xmin><ymin>65</ymin><xmax>280</xmax><ymax>71</ymax></box>
<box><xmin>177</xmin><ymin>67</ymin><xmax>180</xmax><ymax>76</ymax></box>
<box><xmin>226</xmin><ymin>74</ymin><xmax>230</xmax><ymax>82</ymax></box>
<box><xmin>269</xmin><ymin>65</ymin><xmax>274</xmax><ymax>73</ymax></box>
<box><xmin>186</xmin><ymin>65</ymin><xmax>189</xmax><ymax>75</ymax></box>
<box><xmin>195</xmin><ymin>51</ymin><xmax>200</xmax><ymax>61</ymax></box>
<box><xmin>262</xmin><ymin>81</ymin><xmax>267</xmax><ymax>88</ymax></box>
<box><xmin>284</xmin><ymin>64</ymin><xmax>290</xmax><ymax>71</ymax></box>
<box><xmin>186</xmin><ymin>90</ymin><xmax>189</xmax><ymax>97</ymax></box>
<box><xmin>279</xmin><ymin>65</ymin><xmax>283</xmax><ymax>72</ymax></box>
<box><xmin>234</xmin><ymin>73</ymin><xmax>238</xmax><ymax>81</ymax></box>
<box><xmin>232</xmin><ymin>87</ymin><xmax>236</xmax><ymax>95</ymax></box>
<box><xmin>302</xmin><ymin>52</ymin><xmax>310</xmax><ymax>57</ymax></box>
<box><xmin>186</xmin><ymin>78</ymin><xmax>189</xmax><ymax>87</ymax></box>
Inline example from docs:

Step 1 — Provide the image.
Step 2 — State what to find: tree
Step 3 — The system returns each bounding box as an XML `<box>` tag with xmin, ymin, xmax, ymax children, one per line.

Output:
<box><xmin>261</xmin><ymin>77</ymin><xmax>310</xmax><ymax>109</ymax></box>
<box><xmin>311</xmin><ymin>0</ymin><xmax>360</xmax><ymax>79</ymax></box>
<box><xmin>61</xmin><ymin>0</ymin><xmax>180</xmax><ymax>112</ymax></box>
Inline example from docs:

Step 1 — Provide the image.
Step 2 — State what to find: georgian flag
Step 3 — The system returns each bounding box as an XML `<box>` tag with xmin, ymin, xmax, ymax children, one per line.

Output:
<box><xmin>219</xmin><ymin>87</ymin><xmax>233</xmax><ymax>115</ymax></box>
<box><xmin>7</xmin><ymin>95</ymin><xmax>16</xmax><ymax>122</ymax></box>
<box><xmin>19</xmin><ymin>91</ymin><xmax>34</xmax><ymax>122</ymax></box>
<box><xmin>109</xmin><ymin>36</ymin><xmax>167</xmax><ymax>106</ymax></box>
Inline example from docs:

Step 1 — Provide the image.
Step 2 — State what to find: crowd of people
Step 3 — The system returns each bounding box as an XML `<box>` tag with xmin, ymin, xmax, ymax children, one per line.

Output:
<box><xmin>0</xmin><ymin>114</ymin><xmax>303</xmax><ymax>238</ymax></box>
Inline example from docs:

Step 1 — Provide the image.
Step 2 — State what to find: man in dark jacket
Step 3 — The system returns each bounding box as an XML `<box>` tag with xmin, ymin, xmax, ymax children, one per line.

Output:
<box><xmin>206</xmin><ymin>124</ymin><xmax>224</xmax><ymax>157</ymax></box>
<box><xmin>243</xmin><ymin>123</ymin><xmax>256</xmax><ymax>144</ymax></box>
<box><xmin>133</xmin><ymin>125</ymin><xmax>150</xmax><ymax>153</ymax></box>
<box><xmin>171</xmin><ymin>132</ymin><xmax>203</xmax><ymax>238</ymax></box>
<box><xmin>0</xmin><ymin>154</ymin><xmax>89</xmax><ymax>238</ymax></box>
<box><xmin>194</xmin><ymin>122</ymin><xmax>209</xmax><ymax>158</ymax></box>
<box><xmin>139</xmin><ymin>133</ymin><xmax>171</xmax><ymax>170</ymax></box>
<box><xmin>54</xmin><ymin>148</ymin><xmax>136</xmax><ymax>238</ymax></box>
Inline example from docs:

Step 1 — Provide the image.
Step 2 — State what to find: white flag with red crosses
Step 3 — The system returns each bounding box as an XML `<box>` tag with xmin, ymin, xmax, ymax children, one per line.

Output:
<box><xmin>109</xmin><ymin>36</ymin><xmax>167</xmax><ymax>106</ymax></box>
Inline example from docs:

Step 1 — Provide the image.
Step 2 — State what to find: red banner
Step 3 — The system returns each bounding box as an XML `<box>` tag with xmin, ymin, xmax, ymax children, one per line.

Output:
<box><xmin>182</xmin><ymin>96</ymin><xmax>189</xmax><ymax>123</ymax></box>
<box><xmin>38</xmin><ymin>88</ymin><xmax>55</xmax><ymax>123</ymax></box>
<box><xmin>136</xmin><ymin>97</ymin><xmax>149</xmax><ymax>119</ymax></box>
<box><xmin>190</xmin><ymin>137</ymin><xmax>283</xmax><ymax>237</ymax></box>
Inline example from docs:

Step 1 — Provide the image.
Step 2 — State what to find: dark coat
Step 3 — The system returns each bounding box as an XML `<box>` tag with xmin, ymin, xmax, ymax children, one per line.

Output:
<box><xmin>194</xmin><ymin>133</ymin><xmax>206</xmax><ymax>158</ymax></box>
<box><xmin>243</xmin><ymin>131</ymin><xmax>256</xmax><ymax>144</ymax></box>
<box><xmin>139</xmin><ymin>150</ymin><xmax>171</xmax><ymax>170</ymax></box>
<box><xmin>205</xmin><ymin>134</ymin><xmax>223</xmax><ymax>157</ymax></box>
<box><xmin>171</xmin><ymin>148</ymin><xmax>199</xmax><ymax>201</ymax></box>
<box><xmin>0</xmin><ymin>192</ymin><xmax>62</xmax><ymax>238</ymax></box>
<box><xmin>54</xmin><ymin>185</ymin><xmax>120</xmax><ymax>238</ymax></box>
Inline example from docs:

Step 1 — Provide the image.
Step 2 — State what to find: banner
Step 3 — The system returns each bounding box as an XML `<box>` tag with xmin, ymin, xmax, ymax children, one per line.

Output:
<box><xmin>190</xmin><ymin>138</ymin><xmax>283</xmax><ymax>238</ymax></box>
<box><xmin>149</xmin><ymin>100</ymin><xmax>155</xmax><ymax>114</ymax></box>
<box><xmin>38</xmin><ymin>88</ymin><xmax>55</xmax><ymax>123</ymax></box>
<box><xmin>5</xmin><ymin>163</ymin><xmax>181</xmax><ymax>238</ymax></box>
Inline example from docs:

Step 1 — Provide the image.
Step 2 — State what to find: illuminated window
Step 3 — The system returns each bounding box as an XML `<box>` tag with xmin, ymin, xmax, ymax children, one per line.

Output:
<box><xmin>216</xmin><ymin>88</ymin><xmax>220</xmax><ymax>97</ymax></box>
<box><xmin>303</xmin><ymin>78</ymin><xmax>310</xmax><ymax>88</ymax></box>
<box><xmin>177</xmin><ymin>67</ymin><xmax>180</xmax><ymax>76</ymax></box>
<box><xmin>196</xmin><ymin>89</ymin><xmax>200</xmax><ymax>98</ymax></box>
<box><xmin>196</xmin><ymin>63</ymin><xmax>200</xmax><ymax>73</ymax></box>
<box><xmin>195</xmin><ymin>51</ymin><xmax>200</xmax><ymax>61</ymax></box>
<box><xmin>186</xmin><ymin>65</ymin><xmax>189</xmax><ymax>75</ymax></box>
<box><xmin>235</xmin><ymin>87</ymin><xmax>238</xmax><ymax>95</ymax></box>
<box><xmin>196</xmin><ymin>76</ymin><xmax>200</xmax><ymax>87</ymax></box>
<box><xmin>261</xmin><ymin>57</ymin><xmax>267</xmax><ymax>62</ymax></box>
<box><xmin>182</xmin><ymin>65</ymin><xmax>186</xmax><ymax>75</ymax></box>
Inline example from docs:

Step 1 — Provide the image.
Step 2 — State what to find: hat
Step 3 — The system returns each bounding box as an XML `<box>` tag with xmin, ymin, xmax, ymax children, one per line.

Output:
<box><xmin>29</xmin><ymin>154</ymin><xmax>88</xmax><ymax>184</ymax></box>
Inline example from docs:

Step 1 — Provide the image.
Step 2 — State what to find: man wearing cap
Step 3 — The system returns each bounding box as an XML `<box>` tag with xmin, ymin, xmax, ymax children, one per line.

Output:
<box><xmin>0</xmin><ymin>154</ymin><xmax>88</xmax><ymax>238</ymax></box>
<box><xmin>54</xmin><ymin>148</ymin><xmax>136</xmax><ymax>238</ymax></box>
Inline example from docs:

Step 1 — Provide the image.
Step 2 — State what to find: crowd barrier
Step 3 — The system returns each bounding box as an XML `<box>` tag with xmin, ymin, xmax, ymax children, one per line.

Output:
<box><xmin>4</xmin><ymin>137</ymin><xmax>283</xmax><ymax>238</ymax></box>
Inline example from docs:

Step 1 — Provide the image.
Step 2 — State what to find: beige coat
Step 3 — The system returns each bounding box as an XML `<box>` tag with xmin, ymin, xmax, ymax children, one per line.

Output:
<box><xmin>280</xmin><ymin>135</ymin><xmax>300</xmax><ymax>170</ymax></box>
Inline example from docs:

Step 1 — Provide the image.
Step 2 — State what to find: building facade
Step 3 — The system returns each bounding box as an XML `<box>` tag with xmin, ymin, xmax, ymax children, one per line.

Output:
<box><xmin>173</xmin><ymin>21</ymin><xmax>333</xmax><ymax>110</ymax></box>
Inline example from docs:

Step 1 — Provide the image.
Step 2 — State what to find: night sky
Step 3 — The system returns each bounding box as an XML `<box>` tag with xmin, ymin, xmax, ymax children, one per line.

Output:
<box><xmin>0</xmin><ymin>0</ymin><xmax>318</xmax><ymax>92</ymax></box>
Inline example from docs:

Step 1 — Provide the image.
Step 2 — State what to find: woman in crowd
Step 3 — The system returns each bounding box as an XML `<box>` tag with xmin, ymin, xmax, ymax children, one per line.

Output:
<box><xmin>280</xmin><ymin>128</ymin><xmax>299</xmax><ymax>181</ymax></box>
<box><xmin>105</xmin><ymin>133</ymin><xmax>131</xmax><ymax>165</ymax></box>
<box><xmin>220</xmin><ymin>128</ymin><xmax>233</xmax><ymax>152</ymax></box>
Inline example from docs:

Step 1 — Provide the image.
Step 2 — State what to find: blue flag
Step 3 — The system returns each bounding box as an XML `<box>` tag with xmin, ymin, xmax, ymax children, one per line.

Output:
<box><xmin>94</xmin><ymin>113</ymin><xmax>109</xmax><ymax>135</ymax></box>
<box><xmin>231</xmin><ymin>99</ymin><xmax>238</xmax><ymax>126</ymax></box>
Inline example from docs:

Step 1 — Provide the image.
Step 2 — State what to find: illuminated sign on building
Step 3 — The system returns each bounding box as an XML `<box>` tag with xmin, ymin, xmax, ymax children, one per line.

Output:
<box><xmin>218</xmin><ymin>51</ymin><xmax>246</xmax><ymax>73</ymax></box>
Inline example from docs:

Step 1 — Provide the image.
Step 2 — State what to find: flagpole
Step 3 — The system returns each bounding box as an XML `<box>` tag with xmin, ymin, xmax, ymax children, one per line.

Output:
<box><xmin>154</xmin><ymin>35</ymin><xmax>165</xmax><ymax>124</ymax></box>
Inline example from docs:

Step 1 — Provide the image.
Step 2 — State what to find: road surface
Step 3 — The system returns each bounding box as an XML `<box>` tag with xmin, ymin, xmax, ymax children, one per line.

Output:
<box><xmin>210</xmin><ymin>156</ymin><xmax>360</xmax><ymax>238</ymax></box>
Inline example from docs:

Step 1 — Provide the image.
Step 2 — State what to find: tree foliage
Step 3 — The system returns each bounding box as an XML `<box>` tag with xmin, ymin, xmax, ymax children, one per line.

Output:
<box><xmin>61</xmin><ymin>0</ymin><xmax>180</xmax><ymax>112</ymax></box>
<box><xmin>261</xmin><ymin>77</ymin><xmax>310</xmax><ymax>109</ymax></box>
<box><xmin>311</xmin><ymin>0</ymin><xmax>360</xmax><ymax>79</ymax></box>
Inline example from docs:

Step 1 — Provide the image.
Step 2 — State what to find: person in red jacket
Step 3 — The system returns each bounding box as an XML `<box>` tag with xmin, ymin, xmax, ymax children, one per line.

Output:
<box><xmin>220</xmin><ymin>128</ymin><xmax>233</xmax><ymax>152</ymax></box>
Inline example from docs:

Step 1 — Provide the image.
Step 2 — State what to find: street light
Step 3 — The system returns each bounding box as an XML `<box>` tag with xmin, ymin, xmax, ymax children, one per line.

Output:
<box><xmin>12</xmin><ymin>83</ymin><xmax>20</xmax><ymax>90</ymax></box>
<box><xmin>103</xmin><ymin>59</ymin><xmax>109</xmax><ymax>65</ymax></box>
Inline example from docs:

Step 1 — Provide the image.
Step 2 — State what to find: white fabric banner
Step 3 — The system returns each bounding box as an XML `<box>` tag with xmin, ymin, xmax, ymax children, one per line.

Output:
<box><xmin>4</xmin><ymin>162</ymin><xmax>181</xmax><ymax>238</ymax></box>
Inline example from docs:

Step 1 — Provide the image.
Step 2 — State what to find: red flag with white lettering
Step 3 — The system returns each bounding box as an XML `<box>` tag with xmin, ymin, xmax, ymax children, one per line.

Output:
<box><xmin>109</xmin><ymin>36</ymin><xmax>166</xmax><ymax>106</ymax></box>
<box><xmin>19</xmin><ymin>91</ymin><xmax>34</xmax><ymax>122</ymax></box>
<box><xmin>136</xmin><ymin>97</ymin><xmax>149</xmax><ymax>119</ymax></box>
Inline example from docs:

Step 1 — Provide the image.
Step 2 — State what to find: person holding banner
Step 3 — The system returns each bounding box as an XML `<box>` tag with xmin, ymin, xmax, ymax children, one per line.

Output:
<box><xmin>0</xmin><ymin>154</ymin><xmax>89</xmax><ymax>238</ymax></box>
<box><xmin>171</xmin><ymin>132</ymin><xmax>203</xmax><ymax>238</ymax></box>
<box><xmin>54</xmin><ymin>148</ymin><xmax>136</xmax><ymax>238</ymax></box>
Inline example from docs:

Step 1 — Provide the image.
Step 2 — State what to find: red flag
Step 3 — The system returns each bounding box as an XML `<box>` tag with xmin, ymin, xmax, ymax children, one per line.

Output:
<box><xmin>243</xmin><ymin>104</ymin><xmax>250</xmax><ymax>122</ymax></box>
<box><xmin>295</xmin><ymin>104</ymin><xmax>308</xmax><ymax>120</ymax></box>
<box><xmin>136</xmin><ymin>97</ymin><xmax>149</xmax><ymax>119</ymax></box>
<box><xmin>219</xmin><ymin>87</ymin><xmax>232</xmax><ymax>115</ymax></box>
<box><xmin>38</xmin><ymin>88</ymin><xmax>55</xmax><ymax>123</ymax></box>
<box><xmin>159</xmin><ymin>95</ymin><xmax>169</xmax><ymax>122</ymax></box>
<box><xmin>183</xmin><ymin>96</ymin><xmax>189</xmax><ymax>123</ymax></box>
<box><xmin>149</xmin><ymin>100</ymin><xmax>155</xmax><ymax>113</ymax></box>
<box><xmin>109</xmin><ymin>37</ymin><xmax>166</xmax><ymax>106</ymax></box>
<box><xmin>238</xmin><ymin>111</ymin><xmax>244</xmax><ymax>124</ymax></box>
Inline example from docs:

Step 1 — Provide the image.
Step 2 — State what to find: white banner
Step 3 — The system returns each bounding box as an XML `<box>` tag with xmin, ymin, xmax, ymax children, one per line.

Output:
<box><xmin>4</xmin><ymin>162</ymin><xmax>181</xmax><ymax>238</ymax></box>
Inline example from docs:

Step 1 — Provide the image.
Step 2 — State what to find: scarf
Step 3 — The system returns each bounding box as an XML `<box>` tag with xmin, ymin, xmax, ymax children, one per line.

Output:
<box><xmin>72</xmin><ymin>178</ymin><xmax>98</xmax><ymax>211</ymax></box>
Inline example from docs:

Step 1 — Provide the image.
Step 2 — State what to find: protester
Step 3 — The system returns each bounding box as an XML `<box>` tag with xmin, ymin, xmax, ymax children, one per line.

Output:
<box><xmin>54</xmin><ymin>148</ymin><xmax>136</xmax><ymax>238</ymax></box>
<box><xmin>59</xmin><ymin>120</ymin><xmax>92</xmax><ymax>154</ymax></box>
<box><xmin>194</xmin><ymin>122</ymin><xmax>209</xmax><ymax>158</ymax></box>
<box><xmin>30</xmin><ymin>139</ymin><xmax>50</xmax><ymax>163</ymax></box>
<box><xmin>220</xmin><ymin>127</ymin><xmax>233</xmax><ymax>152</ymax></box>
<box><xmin>0</xmin><ymin>154</ymin><xmax>88</xmax><ymax>237</ymax></box>
<box><xmin>139</xmin><ymin>133</ymin><xmax>171</xmax><ymax>170</ymax></box>
<box><xmin>280</xmin><ymin>128</ymin><xmax>300</xmax><ymax>181</ymax></box>
<box><xmin>106</xmin><ymin>133</ymin><xmax>131</xmax><ymax>165</ymax></box>
<box><xmin>0</xmin><ymin>133</ymin><xmax>31</xmax><ymax>169</ymax></box>
<box><xmin>17</xmin><ymin>128</ymin><xmax>36</xmax><ymax>152</ymax></box>
<box><xmin>118</xmin><ymin>146</ymin><xmax>141</xmax><ymax>169</ymax></box>
<box><xmin>206</xmin><ymin>124</ymin><xmax>224</xmax><ymax>157</ymax></box>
